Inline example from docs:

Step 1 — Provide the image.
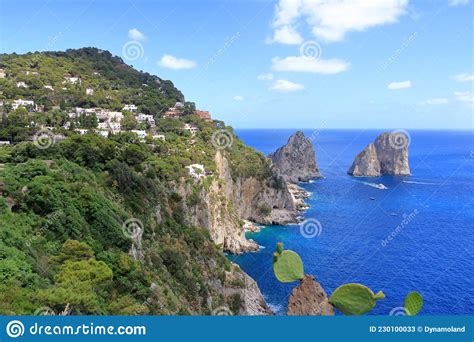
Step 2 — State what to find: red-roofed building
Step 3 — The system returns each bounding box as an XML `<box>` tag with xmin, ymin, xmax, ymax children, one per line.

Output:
<box><xmin>163</xmin><ymin>107</ymin><xmax>183</xmax><ymax>118</ymax></box>
<box><xmin>195</xmin><ymin>110</ymin><xmax>212</xmax><ymax>121</ymax></box>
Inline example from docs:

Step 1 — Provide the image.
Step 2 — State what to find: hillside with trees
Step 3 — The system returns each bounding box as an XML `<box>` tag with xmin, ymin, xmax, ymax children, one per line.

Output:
<box><xmin>0</xmin><ymin>48</ymin><xmax>274</xmax><ymax>315</ymax></box>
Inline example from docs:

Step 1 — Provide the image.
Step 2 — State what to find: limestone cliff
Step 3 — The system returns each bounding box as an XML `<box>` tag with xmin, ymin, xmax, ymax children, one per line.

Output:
<box><xmin>177</xmin><ymin>151</ymin><xmax>297</xmax><ymax>254</ymax></box>
<box><xmin>221</xmin><ymin>264</ymin><xmax>272</xmax><ymax>315</ymax></box>
<box><xmin>348</xmin><ymin>132</ymin><xmax>411</xmax><ymax>177</ymax></box>
<box><xmin>269</xmin><ymin>131</ymin><xmax>322</xmax><ymax>183</ymax></box>
<box><xmin>214</xmin><ymin>151</ymin><xmax>297</xmax><ymax>226</ymax></box>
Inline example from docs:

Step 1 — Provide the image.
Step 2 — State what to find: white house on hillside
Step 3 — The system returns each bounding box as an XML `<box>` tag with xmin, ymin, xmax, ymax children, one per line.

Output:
<box><xmin>97</xmin><ymin>122</ymin><xmax>109</xmax><ymax>130</ymax></box>
<box><xmin>123</xmin><ymin>104</ymin><xmax>137</xmax><ymax>112</ymax></box>
<box><xmin>183</xmin><ymin>123</ymin><xmax>198</xmax><ymax>135</ymax></box>
<box><xmin>107</xmin><ymin>111</ymin><xmax>123</xmax><ymax>122</ymax></box>
<box><xmin>12</xmin><ymin>99</ymin><xmax>35</xmax><ymax>110</ymax></box>
<box><xmin>137</xmin><ymin>113</ymin><xmax>155</xmax><ymax>127</ymax></box>
<box><xmin>16</xmin><ymin>81</ymin><xmax>28</xmax><ymax>88</ymax></box>
<box><xmin>86</xmin><ymin>87</ymin><xmax>94</xmax><ymax>95</ymax></box>
<box><xmin>108</xmin><ymin>122</ymin><xmax>121</xmax><ymax>134</ymax></box>
<box><xmin>186</xmin><ymin>164</ymin><xmax>205</xmax><ymax>180</ymax></box>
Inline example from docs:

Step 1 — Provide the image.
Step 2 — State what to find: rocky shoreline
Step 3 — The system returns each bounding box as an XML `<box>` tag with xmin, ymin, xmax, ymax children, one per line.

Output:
<box><xmin>287</xmin><ymin>182</ymin><xmax>311</xmax><ymax>214</ymax></box>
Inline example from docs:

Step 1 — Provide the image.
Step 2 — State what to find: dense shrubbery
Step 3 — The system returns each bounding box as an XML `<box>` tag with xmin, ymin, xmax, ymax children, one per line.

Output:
<box><xmin>0</xmin><ymin>48</ymin><xmax>283</xmax><ymax>315</ymax></box>
<box><xmin>0</xmin><ymin>48</ymin><xmax>184</xmax><ymax>116</ymax></box>
<box><xmin>0</xmin><ymin>135</ymin><xmax>236</xmax><ymax>315</ymax></box>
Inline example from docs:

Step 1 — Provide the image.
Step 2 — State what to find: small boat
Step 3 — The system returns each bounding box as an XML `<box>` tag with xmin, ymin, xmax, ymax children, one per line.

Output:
<box><xmin>374</xmin><ymin>183</ymin><xmax>388</xmax><ymax>190</ymax></box>
<box><xmin>369</xmin><ymin>197</ymin><xmax>376</xmax><ymax>200</ymax></box>
<box><xmin>390</xmin><ymin>213</ymin><xmax>398</xmax><ymax>216</ymax></box>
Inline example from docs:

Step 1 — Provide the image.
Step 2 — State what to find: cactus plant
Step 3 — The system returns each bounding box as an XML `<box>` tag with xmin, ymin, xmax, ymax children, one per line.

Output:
<box><xmin>329</xmin><ymin>283</ymin><xmax>385</xmax><ymax>315</ymax></box>
<box><xmin>272</xmin><ymin>243</ymin><xmax>304</xmax><ymax>283</ymax></box>
<box><xmin>404</xmin><ymin>291</ymin><xmax>423</xmax><ymax>315</ymax></box>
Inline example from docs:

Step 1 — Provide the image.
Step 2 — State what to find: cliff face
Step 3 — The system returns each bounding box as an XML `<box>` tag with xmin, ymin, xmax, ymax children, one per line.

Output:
<box><xmin>348</xmin><ymin>132</ymin><xmax>410</xmax><ymax>177</ymax></box>
<box><xmin>178</xmin><ymin>151</ymin><xmax>297</xmax><ymax>254</ymax></box>
<box><xmin>221</xmin><ymin>265</ymin><xmax>272</xmax><ymax>315</ymax></box>
<box><xmin>270</xmin><ymin>131</ymin><xmax>322</xmax><ymax>183</ymax></box>
<box><xmin>214</xmin><ymin>152</ymin><xmax>297</xmax><ymax>225</ymax></box>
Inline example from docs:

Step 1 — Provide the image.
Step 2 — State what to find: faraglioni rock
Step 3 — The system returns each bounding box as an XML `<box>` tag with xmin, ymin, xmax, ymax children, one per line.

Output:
<box><xmin>348</xmin><ymin>132</ymin><xmax>411</xmax><ymax>177</ymax></box>
<box><xmin>269</xmin><ymin>131</ymin><xmax>322</xmax><ymax>183</ymax></box>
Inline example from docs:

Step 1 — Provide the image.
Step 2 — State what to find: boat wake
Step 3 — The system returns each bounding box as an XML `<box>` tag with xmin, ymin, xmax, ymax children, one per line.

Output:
<box><xmin>356</xmin><ymin>181</ymin><xmax>388</xmax><ymax>190</ymax></box>
<box><xmin>403</xmin><ymin>180</ymin><xmax>438</xmax><ymax>185</ymax></box>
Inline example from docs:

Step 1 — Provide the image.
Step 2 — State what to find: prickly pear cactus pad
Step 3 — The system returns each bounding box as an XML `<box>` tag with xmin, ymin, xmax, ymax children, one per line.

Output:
<box><xmin>404</xmin><ymin>291</ymin><xmax>423</xmax><ymax>315</ymax></box>
<box><xmin>273</xmin><ymin>243</ymin><xmax>304</xmax><ymax>283</ymax></box>
<box><xmin>328</xmin><ymin>283</ymin><xmax>385</xmax><ymax>315</ymax></box>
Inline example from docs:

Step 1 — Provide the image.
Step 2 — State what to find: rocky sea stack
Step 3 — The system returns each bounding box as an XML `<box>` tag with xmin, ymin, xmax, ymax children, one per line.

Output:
<box><xmin>287</xmin><ymin>275</ymin><xmax>334</xmax><ymax>316</ymax></box>
<box><xmin>348</xmin><ymin>132</ymin><xmax>411</xmax><ymax>177</ymax></box>
<box><xmin>269</xmin><ymin>131</ymin><xmax>322</xmax><ymax>183</ymax></box>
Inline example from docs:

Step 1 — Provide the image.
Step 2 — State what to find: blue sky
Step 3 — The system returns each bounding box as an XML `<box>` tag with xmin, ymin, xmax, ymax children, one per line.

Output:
<box><xmin>1</xmin><ymin>0</ymin><xmax>473</xmax><ymax>129</ymax></box>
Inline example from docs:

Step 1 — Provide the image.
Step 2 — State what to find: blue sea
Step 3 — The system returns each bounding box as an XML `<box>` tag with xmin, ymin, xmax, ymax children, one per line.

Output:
<box><xmin>230</xmin><ymin>129</ymin><xmax>474</xmax><ymax>315</ymax></box>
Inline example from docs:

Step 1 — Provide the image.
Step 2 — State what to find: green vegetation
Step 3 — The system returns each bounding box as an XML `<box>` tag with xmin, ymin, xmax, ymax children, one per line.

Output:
<box><xmin>328</xmin><ymin>284</ymin><xmax>385</xmax><ymax>316</ymax></box>
<box><xmin>272</xmin><ymin>243</ymin><xmax>386</xmax><ymax>315</ymax></box>
<box><xmin>272</xmin><ymin>243</ymin><xmax>304</xmax><ymax>283</ymax></box>
<box><xmin>0</xmin><ymin>48</ymin><xmax>284</xmax><ymax>316</ymax></box>
<box><xmin>404</xmin><ymin>291</ymin><xmax>423</xmax><ymax>315</ymax></box>
<box><xmin>0</xmin><ymin>47</ymin><xmax>183</xmax><ymax>116</ymax></box>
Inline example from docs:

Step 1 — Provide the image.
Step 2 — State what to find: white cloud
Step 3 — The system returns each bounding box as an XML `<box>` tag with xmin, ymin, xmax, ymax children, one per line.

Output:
<box><xmin>257</xmin><ymin>73</ymin><xmax>274</xmax><ymax>81</ymax></box>
<box><xmin>448</xmin><ymin>0</ymin><xmax>469</xmax><ymax>6</ymax></box>
<box><xmin>272</xmin><ymin>56</ymin><xmax>349</xmax><ymax>74</ymax></box>
<box><xmin>269</xmin><ymin>79</ymin><xmax>305</xmax><ymax>92</ymax></box>
<box><xmin>387</xmin><ymin>80</ymin><xmax>412</xmax><ymax>90</ymax></box>
<box><xmin>128</xmin><ymin>28</ymin><xmax>146</xmax><ymax>41</ymax></box>
<box><xmin>270</xmin><ymin>0</ymin><xmax>408</xmax><ymax>43</ymax></box>
<box><xmin>159</xmin><ymin>55</ymin><xmax>196</xmax><ymax>70</ymax></box>
<box><xmin>424</xmin><ymin>98</ymin><xmax>449</xmax><ymax>105</ymax></box>
<box><xmin>453</xmin><ymin>73</ymin><xmax>474</xmax><ymax>82</ymax></box>
<box><xmin>267</xmin><ymin>25</ymin><xmax>303</xmax><ymax>45</ymax></box>
<box><xmin>233</xmin><ymin>95</ymin><xmax>244</xmax><ymax>101</ymax></box>
<box><xmin>454</xmin><ymin>91</ymin><xmax>474</xmax><ymax>104</ymax></box>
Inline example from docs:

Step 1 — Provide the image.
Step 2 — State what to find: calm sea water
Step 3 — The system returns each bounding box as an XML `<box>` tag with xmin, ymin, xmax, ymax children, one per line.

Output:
<box><xmin>230</xmin><ymin>129</ymin><xmax>474</xmax><ymax>315</ymax></box>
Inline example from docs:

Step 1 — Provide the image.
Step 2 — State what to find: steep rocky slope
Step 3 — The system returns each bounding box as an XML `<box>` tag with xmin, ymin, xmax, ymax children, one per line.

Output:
<box><xmin>178</xmin><ymin>151</ymin><xmax>298</xmax><ymax>254</ymax></box>
<box><xmin>348</xmin><ymin>132</ymin><xmax>410</xmax><ymax>176</ymax></box>
<box><xmin>0</xmin><ymin>48</ymin><xmax>274</xmax><ymax>315</ymax></box>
